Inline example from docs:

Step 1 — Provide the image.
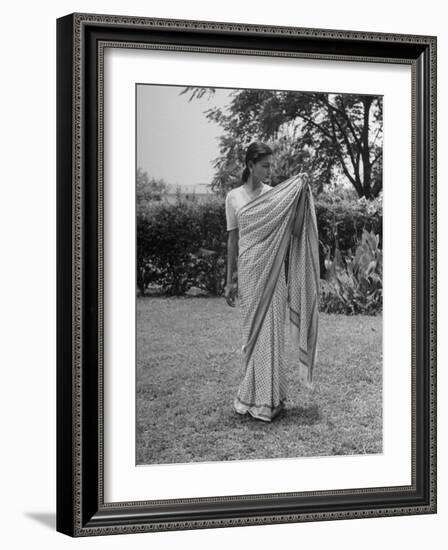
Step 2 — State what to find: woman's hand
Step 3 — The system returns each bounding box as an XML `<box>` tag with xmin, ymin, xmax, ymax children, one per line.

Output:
<box><xmin>224</xmin><ymin>282</ymin><xmax>238</xmax><ymax>307</ymax></box>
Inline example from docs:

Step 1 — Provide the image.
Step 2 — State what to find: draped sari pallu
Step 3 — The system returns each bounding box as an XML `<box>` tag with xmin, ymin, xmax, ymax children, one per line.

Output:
<box><xmin>234</xmin><ymin>174</ymin><xmax>320</xmax><ymax>421</ymax></box>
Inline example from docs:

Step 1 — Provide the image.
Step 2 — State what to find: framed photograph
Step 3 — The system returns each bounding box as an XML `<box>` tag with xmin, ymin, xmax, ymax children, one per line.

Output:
<box><xmin>56</xmin><ymin>12</ymin><xmax>437</xmax><ymax>536</ymax></box>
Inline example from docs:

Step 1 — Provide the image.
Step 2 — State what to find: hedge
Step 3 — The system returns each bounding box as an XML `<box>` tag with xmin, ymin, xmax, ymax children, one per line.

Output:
<box><xmin>137</xmin><ymin>194</ymin><xmax>382</xmax><ymax>300</ymax></box>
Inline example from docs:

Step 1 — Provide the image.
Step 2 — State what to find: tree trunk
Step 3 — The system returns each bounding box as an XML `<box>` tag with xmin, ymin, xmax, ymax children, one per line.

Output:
<box><xmin>361</xmin><ymin>97</ymin><xmax>373</xmax><ymax>198</ymax></box>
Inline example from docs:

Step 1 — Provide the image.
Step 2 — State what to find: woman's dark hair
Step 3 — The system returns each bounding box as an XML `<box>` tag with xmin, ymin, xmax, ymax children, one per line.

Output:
<box><xmin>241</xmin><ymin>142</ymin><xmax>273</xmax><ymax>183</ymax></box>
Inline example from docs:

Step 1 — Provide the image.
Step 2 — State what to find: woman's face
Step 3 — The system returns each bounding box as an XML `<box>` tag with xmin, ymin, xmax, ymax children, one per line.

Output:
<box><xmin>250</xmin><ymin>155</ymin><xmax>272</xmax><ymax>184</ymax></box>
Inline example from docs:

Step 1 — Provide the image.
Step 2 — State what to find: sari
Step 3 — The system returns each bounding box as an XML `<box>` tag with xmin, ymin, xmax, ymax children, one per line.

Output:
<box><xmin>233</xmin><ymin>174</ymin><xmax>320</xmax><ymax>421</ymax></box>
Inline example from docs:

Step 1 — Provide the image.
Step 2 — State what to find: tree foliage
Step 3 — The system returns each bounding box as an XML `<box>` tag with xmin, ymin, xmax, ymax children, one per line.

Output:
<box><xmin>180</xmin><ymin>87</ymin><xmax>383</xmax><ymax>198</ymax></box>
<box><xmin>136</xmin><ymin>168</ymin><xmax>168</xmax><ymax>212</ymax></box>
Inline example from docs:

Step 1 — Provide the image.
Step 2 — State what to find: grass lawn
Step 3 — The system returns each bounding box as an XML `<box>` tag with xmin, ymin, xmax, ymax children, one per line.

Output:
<box><xmin>136</xmin><ymin>296</ymin><xmax>382</xmax><ymax>465</ymax></box>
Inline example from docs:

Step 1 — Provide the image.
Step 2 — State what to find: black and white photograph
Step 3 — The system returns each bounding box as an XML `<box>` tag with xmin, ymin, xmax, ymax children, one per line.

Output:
<box><xmin>136</xmin><ymin>83</ymin><xmax>383</xmax><ymax>465</ymax></box>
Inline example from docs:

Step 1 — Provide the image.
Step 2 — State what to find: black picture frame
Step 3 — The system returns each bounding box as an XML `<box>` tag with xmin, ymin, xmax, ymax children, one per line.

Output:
<box><xmin>56</xmin><ymin>12</ymin><xmax>437</xmax><ymax>537</ymax></box>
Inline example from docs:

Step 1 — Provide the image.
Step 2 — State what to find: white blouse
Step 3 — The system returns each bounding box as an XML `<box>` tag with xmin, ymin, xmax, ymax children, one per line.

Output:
<box><xmin>225</xmin><ymin>183</ymin><xmax>271</xmax><ymax>231</ymax></box>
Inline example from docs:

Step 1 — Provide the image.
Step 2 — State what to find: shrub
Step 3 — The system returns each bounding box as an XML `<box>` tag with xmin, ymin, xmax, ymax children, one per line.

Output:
<box><xmin>137</xmin><ymin>202</ymin><xmax>202</xmax><ymax>294</ymax></box>
<box><xmin>187</xmin><ymin>248</ymin><xmax>226</xmax><ymax>295</ymax></box>
<box><xmin>137</xmin><ymin>198</ymin><xmax>227</xmax><ymax>295</ymax></box>
<box><xmin>315</xmin><ymin>193</ymin><xmax>382</xmax><ymax>275</ymax></box>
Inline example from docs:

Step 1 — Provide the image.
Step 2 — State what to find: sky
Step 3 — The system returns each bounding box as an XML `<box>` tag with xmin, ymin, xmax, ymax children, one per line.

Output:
<box><xmin>137</xmin><ymin>84</ymin><xmax>232</xmax><ymax>191</ymax></box>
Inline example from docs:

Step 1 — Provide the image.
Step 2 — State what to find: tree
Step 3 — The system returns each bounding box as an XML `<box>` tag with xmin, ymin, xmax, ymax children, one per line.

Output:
<box><xmin>136</xmin><ymin>168</ymin><xmax>168</xmax><ymax>211</ymax></box>
<box><xmin>180</xmin><ymin>87</ymin><xmax>383</xmax><ymax>198</ymax></box>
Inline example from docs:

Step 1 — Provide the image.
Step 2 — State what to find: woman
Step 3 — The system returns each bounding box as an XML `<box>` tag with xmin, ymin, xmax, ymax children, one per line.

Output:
<box><xmin>224</xmin><ymin>142</ymin><xmax>320</xmax><ymax>422</ymax></box>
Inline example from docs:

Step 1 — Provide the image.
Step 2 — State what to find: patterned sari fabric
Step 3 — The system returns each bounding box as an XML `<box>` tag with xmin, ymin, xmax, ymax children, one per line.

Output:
<box><xmin>234</xmin><ymin>174</ymin><xmax>320</xmax><ymax>421</ymax></box>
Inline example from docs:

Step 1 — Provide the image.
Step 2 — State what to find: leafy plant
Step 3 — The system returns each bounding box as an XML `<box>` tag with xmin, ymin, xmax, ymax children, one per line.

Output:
<box><xmin>320</xmin><ymin>229</ymin><xmax>382</xmax><ymax>315</ymax></box>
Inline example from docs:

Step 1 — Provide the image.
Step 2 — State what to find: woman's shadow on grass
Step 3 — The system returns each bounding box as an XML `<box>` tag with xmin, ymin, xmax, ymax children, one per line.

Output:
<box><xmin>238</xmin><ymin>403</ymin><xmax>320</xmax><ymax>430</ymax></box>
<box><xmin>277</xmin><ymin>404</ymin><xmax>320</xmax><ymax>426</ymax></box>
